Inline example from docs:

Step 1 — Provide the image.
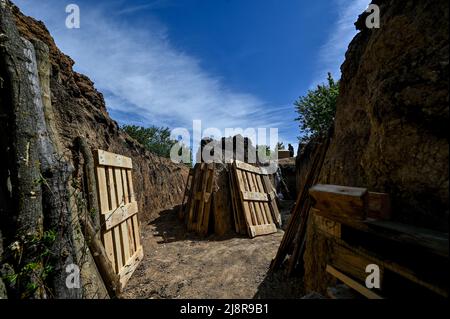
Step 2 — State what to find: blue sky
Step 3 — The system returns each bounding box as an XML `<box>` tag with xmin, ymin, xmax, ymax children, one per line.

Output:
<box><xmin>14</xmin><ymin>0</ymin><xmax>369</xmax><ymax>150</ymax></box>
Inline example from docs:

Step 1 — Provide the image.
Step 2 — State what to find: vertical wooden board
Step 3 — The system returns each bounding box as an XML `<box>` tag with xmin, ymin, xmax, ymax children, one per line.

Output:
<box><xmin>102</xmin><ymin>230</ymin><xmax>116</xmax><ymax>272</ymax></box>
<box><xmin>236</xmin><ymin>169</ymin><xmax>253</xmax><ymax>225</ymax></box>
<box><xmin>127</xmin><ymin>170</ymin><xmax>135</xmax><ymax>202</ymax></box>
<box><xmin>254</xmin><ymin>175</ymin><xmax>269</xmax><ymax>225</ymax></box>
<box><xmin>127</xmin><ymin>218</ymin><xmax>136</xmax><ymax>255</ymax></box>
<box><xmin>132</xmin><ymin>214</ymin><xmax>141</xmax><ymax>248</ymax></box>
<box><xmin>243</xmin><ymin>171</ymin><xmax>260</xmax><ymax>225</ymax></box>
<box><xmin>122</xmin><ymin>169</ymin><xmax>130</xmax><ymax>204</ymax></box>
<box><xmin>96</xmin><ymin>167</ymin><xmax>110</xmax><ymax>213</ymax></box>
<box><xmin>256</xmin><ymin>175</ymin><xmax>273</xmax><ymax>224</ymax></box>
<box><xmin>113</xmin><ymin>226</ymin><xmax>124</xmax><ymax>272</ymax></box>
<box><xmin>249</xmin><ymin>172</ymin><xmax>265</xmax><ymax>225</ymax></box>
<box><xmin>107</xmin><ymin>167</ymin><xmax>118</xmax><ymax>211</ymax></box>
<box><xmin>114</xmin><ymin>168</ymin><xmax>125</xmax><ymax>206</ymax></box>
<box><xmin>120</xmin><ymin>222</ymin><xmax>131</xmax><ymax>264</ymax></box>
<box><xmin>262</xmin><ymin>174</ymin><xmax>281</xmax><ymax>226</ymax></box>
<box><xmin>229</xmin><ymin>172</ymin><xmax>239</xmax><ymax>232</ymax></box>
<box><xmin>232</xmin><ymin>170</ymin><xmax>245</xmax><ymax>234</ymax></box>
<box><xmin>188</xmin><ymin>165</ymin><xmax>201</xmax><ymax>228</ymax></box>
<box><xmin>201</xmin><ymin>166</ymin><xmax>214</xmax><ymax>235</ymax></box>
<box><xmin>197</xmin><ymin>166</ymin><xmax>209</xmax><ymax>232</ymax></box>
<box><xmin>262</xmin><ymin>202</ymin><xmax>273</xmax><ymax>225</ymax></box>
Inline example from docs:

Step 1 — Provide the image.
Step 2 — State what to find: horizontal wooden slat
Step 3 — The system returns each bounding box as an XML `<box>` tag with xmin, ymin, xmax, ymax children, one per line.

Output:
<box><xmin>103</xmin><ymin>201</ymin><xmax>138</xmax><ymax>230</ymax></box>
<box><xmin>119</xmin><ymin>246</ymin><xmax>144</xmax><ymax>289</ymax></box>
<box><xmin>331</xmin><ymin>244</ymin><xmax>383</xmax><ymax>285</ymax></box>
<box><xmin>312</xmin><ymin>209</ymin><xmax>341</xmax><ymax>238</ymax></box>
<box><xmin>364</xmin><ymin>219</ymin><xmax>449</xmax><ymax>258</ymax></box>
<box><xmin>96</xmin><ymin>150</ymin><xmax>133</xmax><ymax>169</ymax></box>
<box><xmin>242</xmin><ymin>191</ymin><xmax>269</xmax><ymax>202</ymax></box>
<box><xmin>248</xmin><ymin>224</ymin><xmax>277</xmax><ymax>238</ymax></box>
<box><xmin>235</xmin><ymin>161</ymin><xmax>267</xmax><ymax>175</ymax></box>
<box><xmin>326</xmin><ymin>265</ymin><xmax>383</xmax><ymax>299</ymax></box>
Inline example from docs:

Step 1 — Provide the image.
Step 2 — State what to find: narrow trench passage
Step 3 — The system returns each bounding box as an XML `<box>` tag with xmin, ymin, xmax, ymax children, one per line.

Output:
<box><xmin>122</xmin><ymin>201</ymin><xmax>303</xmax><ymax>299</ymax></box>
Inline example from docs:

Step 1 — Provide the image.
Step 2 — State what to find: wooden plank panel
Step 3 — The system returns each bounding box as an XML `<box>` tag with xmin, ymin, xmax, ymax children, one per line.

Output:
<box><xmin>235</xmin><ymin>160</ymin><xmax>265</xmax><ymax>175</ymax></box>
<box><xmin>121</xmin><ymin>169</ymin><xmax>130</xmax><ymax>204</ymax></box>
<box><xmin>96</xmin><ymin>167</ymin><xmax>109</xmax><ymax>213</ymax></box>
<box><xmin>113</xmin><ymin>226</ymin><xmax>124</xmax><ymax>272</ymax></box>
<box><xmin>248</xmin><ymin>224</ymin><xmax>277</xmax><ymax>238</ymax></box>
<box><xmin>309</xmin><ymin>184</ymin><xmax>368</xmax><ymax>226</ymax></box>
<box><xmin>254</xmin><ymin>174</ymin><xmax>271</xmax><ymax>224</ymax></box>
<box><xmin>331</xmin><ymin>244</ymin><xmax>382</xmax><ymax>285</ymax></box>
<box><xmin>114</xmin><ymin>168</ymin><xmax>125</xmax><ymax>206</ymax></box>
<box><xmin>104</xmin><ymin>201</ymin><xmax>138</xmax><ymax>230</ymax></box>
<box><xmin>262</xmin><ymin>174</ymin><xmax>281</xmax><ymax>226</ymax></box>
<box><xmin>119</xmin><ymin>246</ymin><xmax>144</xmax><ymax>289</ymax></box>
<box><xmin>127</xmin><ymin>169</ymin><xmax>135</xmax><ymax>202</ymax></box>
<box><xmin>96</xmin><ymin>150</ymin><xmax>133</xmax><ymax>169</ymax></box>
<box><xmin>364</xmin><ymin>219</ymin><xmax>449</xmax><ymax>258</ymax></box>
<box><xmin>242</xmin><ymin>191</ymin><xmax>269</xmax><ymax>202</ymax></box>
<box><xmin>107</xmin><ymin>167</ymin><xmax>118</xmax><ymax>210</ymax></box>
<box><xmin>250</xmin><ymin>173</ymin><xmax>268</xmax><ymax>225</ymax></box>
<box><xmin>312</xmin><ymin>209</ymin><xmax>341</xmax><ymax>238</ymax></box>
<box><xmin>127</xmin><ymin>218</ymin><xmax>136</xmax><ymax>256</ymax></box>
<box><xmin>132</xmin><ymin>215</ymin><xmax>141</xmax><ymax>248</ymax></box>
<box><xmin>120</xmin><ymin>222</ymin><xmax>131</xmax><ymax>263</ymax></box>
<box><xmin>102</xmin><ymin>229</ymin><xmax>116</xmax><ymax>272</ymax></box>
<box><xmin>326</xmin><ymin>265</ymin><xmax>383</xmax><ymax>299</ymax></box>
<box><xmin>236</xmin><ymin>169</ymin><xmax>255</xmax><ymax>226</ymax></box>
<box><xmin>196</xmin><ymin>165</ymin><xmax>208</xmax><ymax>233</ymax></box>
<box><xmin>245</xmin><ymin>171</ymin><xmax>262</xmax><ymax>225</ymax></box>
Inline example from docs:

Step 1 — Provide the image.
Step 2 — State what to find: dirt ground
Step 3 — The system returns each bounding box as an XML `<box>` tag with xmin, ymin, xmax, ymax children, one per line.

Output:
<box><xmin>122</xmin><ymin>203</ymin><xmax>303</xmax><ymax>299</ymax></box>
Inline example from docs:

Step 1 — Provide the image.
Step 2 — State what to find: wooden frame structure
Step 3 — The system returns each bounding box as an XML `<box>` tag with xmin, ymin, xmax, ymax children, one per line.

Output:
<box><xmin>230</xmin><ymin>161</ymin><xmax>280</xmax><ymax>238</ymax></box>
<box><xmin>94</xmin><ymin>150</ymin><xmax>143</xmax><ymax>290</ymax></box>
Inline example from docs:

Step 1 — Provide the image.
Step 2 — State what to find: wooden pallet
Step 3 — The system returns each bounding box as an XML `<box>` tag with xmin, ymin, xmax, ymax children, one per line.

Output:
<box><xmin>94</xmin><ymin>150</ymin><xmax>143</xmax><ymax>290</ymax></box>
<box><xmin>270</xmin><ymin>136</ymin><xmax>330</xmax><ymax>273</ymax></box>
<box><xmin>185</xmin><ymin>163</ymin><xmax>215</xmax><ymax>236</ymax></box>
<box><xmin>230</xmin><ymin>161</ymin><xmax>280</xmax><ymax>238</ymax></box>
<box><xmin>178</xmin><ymin>168</ymin><xmax>194</xmax><ymax>221</ymax></box>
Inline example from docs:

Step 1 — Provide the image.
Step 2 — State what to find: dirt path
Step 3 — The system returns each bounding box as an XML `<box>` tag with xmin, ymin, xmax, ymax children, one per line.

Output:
<box><xmin>122</xmin><ymin>206</ymin><xmax>303</xmax><ymax>299</ymax></box>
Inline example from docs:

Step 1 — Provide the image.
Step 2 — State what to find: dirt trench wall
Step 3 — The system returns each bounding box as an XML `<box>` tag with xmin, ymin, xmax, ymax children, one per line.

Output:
<box><xmin>304</xmin><ymin>0</ymin><xmax>449</xmax><ymax>294</ymax></box>
<box><xmin>11</xmin><ymin>4</ymin><xmax>189</xmax><ymax>222</ymax></box>
<box><xmin>318</xmin><ymin>0</ymin><xmax>449</xmax><ymax>231</ymax></box>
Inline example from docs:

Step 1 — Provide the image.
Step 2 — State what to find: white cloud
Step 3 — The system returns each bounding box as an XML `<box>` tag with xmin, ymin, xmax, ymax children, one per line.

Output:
<box><xmin>13</xmin><ymin>0</ymin><xmax>284</xmax><ymax>146</ymax></box>
<box><xmin>312</xmin><ymin>0</ymin><xmax>370</xmax><ymax>86</ymax></box>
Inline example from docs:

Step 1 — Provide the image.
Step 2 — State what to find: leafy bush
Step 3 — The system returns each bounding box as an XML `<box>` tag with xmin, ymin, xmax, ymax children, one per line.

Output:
<box><xmin>294</xmin><ymin>73</ymin><xmax>339</xmax><ymax>142</ymax></box>
<box><xmin>122</xmin><ymin>125</ymin><xmax>191</xmax><ymax>166</ymax></box>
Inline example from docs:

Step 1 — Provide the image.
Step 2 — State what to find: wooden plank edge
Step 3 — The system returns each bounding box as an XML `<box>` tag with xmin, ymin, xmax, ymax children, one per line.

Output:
<box><xmin>326</xmin><ymin>265</ymin><xmax>383</xmax><ymax>299</ymax></box>
<box><xmin>119</xmin><ymin>246</ymin><xmax>144</xmax><ymax>290</ymax></box>
<box><xmin>95</xmin><ymin>149</ymin><xmax>133</xmax><ymax>169</ymax></box>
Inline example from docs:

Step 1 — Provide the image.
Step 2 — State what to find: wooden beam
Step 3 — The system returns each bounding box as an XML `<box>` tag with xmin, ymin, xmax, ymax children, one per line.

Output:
<box><xmin>235</xmin><ymin>161</ymin><xmax>266</xmax><ymax>175</ymax></box>
<box><xmin>103</xmin><ymin>201</ymin><xmax>139</xmax><ymax>231</ymax></box>
<box><xmin>95</xmin><ymin>150</ymin><xmax>133</xmax><ymax>169</ymax></box>
<box><xmin>242</xmin><ymin>191</ymin><xmax>269</xmax><ymax>202</ymax></box>
<box><xmin>118</xmin><ymin>246</ymin><xmax>144</xmax><ymax>290</ymax></box>
<box><xmin>364</xmin><ymin>219</ymin><xmax>449</xmax><ymax>258</ymax></box>
<box><xmin>326</xmin><ymin>265</ymin><xmax>383</xmax><ymax>299</ymax></box>
<box><xmin>331</xmin><ymin>244</ymin><xmax>383</xmax><ymax>284</ymax></box>
<box><xmin>312</xmin><ymin>209</ymin><xmax>341</xmax><ymax>238</ymax></box>
<box><xmin>309</xmin><ymin>184</ymin><xmax>368</xmax><ymax>227</ymax></box>
<box><xmin>248</xmin><ymin>224</ymin><xmax>277</xmax><ymax>238</ymax></box>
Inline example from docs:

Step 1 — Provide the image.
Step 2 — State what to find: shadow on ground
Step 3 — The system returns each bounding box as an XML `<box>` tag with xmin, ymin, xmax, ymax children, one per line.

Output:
<box><xmin>253</xmin><ymin>266</ymin><xmax>305</xmax><ymax>299</ymax></box>
<box><xmin>149</xmin><ymin>205</ymin><xmax>246</xmax><ymax>244</ymax></box>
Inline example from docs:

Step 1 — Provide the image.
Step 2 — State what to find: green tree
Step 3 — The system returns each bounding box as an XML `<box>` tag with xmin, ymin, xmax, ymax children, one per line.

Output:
<box><xmin>294</xmin><ymin>73</ymin><xmax>339</xmax><ymax>142</ymax></box>
<box><xmin>122</xmin><ymin>125</ymin><xmax>191</xmax><ymax>166</ymax></box>
<box><xmin>276</xmin><ymin>142</ymin><xmax>285</xmax><ymax>150</ymax></box>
